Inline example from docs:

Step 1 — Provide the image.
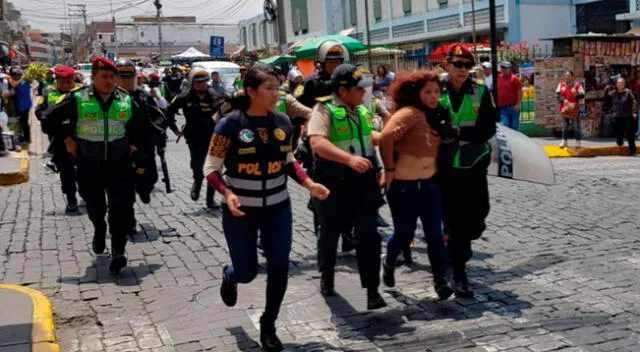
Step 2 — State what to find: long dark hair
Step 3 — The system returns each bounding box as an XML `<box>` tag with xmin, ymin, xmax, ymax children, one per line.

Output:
<box><xmin>236</xmin><ymin>64</ymin><xmax>280</xmax><ymax>111</ymax></box>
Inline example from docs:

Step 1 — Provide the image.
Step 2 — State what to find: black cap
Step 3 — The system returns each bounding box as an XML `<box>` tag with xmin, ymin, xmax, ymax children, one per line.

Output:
<box><xmin>115</xmin><ymin>59</ymin><xmax>136</xmax><ymax>77</ymax></box>
<box><xmin>330</xmin><ymin>64</ymin><xmax>373</xmax><ymax>89</ymax></box>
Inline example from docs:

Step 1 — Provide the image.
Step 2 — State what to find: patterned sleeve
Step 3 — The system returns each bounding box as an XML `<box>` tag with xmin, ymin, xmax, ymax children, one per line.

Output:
<box><xmin>204</xmin><ymin>117</ymin><xmax>233</xmax><ymax>177</ymax></box>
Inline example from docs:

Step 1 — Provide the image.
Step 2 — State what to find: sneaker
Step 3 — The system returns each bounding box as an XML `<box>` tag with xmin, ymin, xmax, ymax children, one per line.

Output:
<box><xmin>366</xmin><ymin>289</ymin><xmax>387</xmax><ymax>310</ymax></box>
<box><xmin>381</xmin><ymin>256</ymin><xmax>395</xmax><ymax>288</ymax></box>
<box><xmin>220</xmin><ymin>265</ymin><xmax>238</xmax><ymax>307</ymax></box>
<box><xmin>109</xmin><ymin>255</ymin><xmax>127</xmax><ymax>274</ymax></box>
<box><xmin>559</xmin><ymin>140</ymin><xmax>567</xmax><ymax>148</ymax></box>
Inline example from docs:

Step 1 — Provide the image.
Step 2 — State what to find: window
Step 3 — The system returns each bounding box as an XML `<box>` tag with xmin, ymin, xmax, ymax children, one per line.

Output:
<box><xmin>291</xmin><ymin>0</ymin><xmax>309</xmax><ymax>35</ymax></box>
<box><xmin>373</xmin><ymin>0</ymin><xmax>382</xmax><ymax>22</ymax></box>
<box><xmin>262</xmin><ymin>20</ymin><xmax>268</xmax><ymax>45</ymax></box>
<box><xmin>403</xmin><ymin>0</ymin><xmax>412</xmax><ymax>15</ymax></box>
<box><xmin>349</xmin><ymin>0</ymin><xmax>357</xmax><ymax>26</ymax></box>
<box><xmin>438</xmin><ymin>0</ymin><xmax>448</xmax><ymax>10</ymax></box>
<box><xmin>251</xmin><ymin>24</ymin><xmax>257</xmax><ymax>47</ymax></box>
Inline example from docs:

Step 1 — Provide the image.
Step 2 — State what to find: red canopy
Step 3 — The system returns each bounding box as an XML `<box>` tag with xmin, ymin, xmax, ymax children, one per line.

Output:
<box><xmin>428</xmin><ymin>43</ymin><xmax>490</xmax><ymax>62</ymax></box>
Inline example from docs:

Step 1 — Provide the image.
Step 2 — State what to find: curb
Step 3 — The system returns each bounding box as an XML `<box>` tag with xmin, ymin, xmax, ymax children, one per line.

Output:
<box><xmin>0</xmin><ymin>150</ymin><xmax>30</xmax><ymax>186</ymax></box>
<box><xmin>543</xmin><ymin>145</ymin><xmax>632</xmax><ymax>158</ymax></box>
<box><xmin>0</xmin><ymin>284</ymin><xmax>59</xmax><ymax>352</ymax></box>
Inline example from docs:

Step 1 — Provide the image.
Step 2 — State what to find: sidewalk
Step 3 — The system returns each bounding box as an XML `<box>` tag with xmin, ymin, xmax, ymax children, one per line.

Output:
<box><xmin>0</xmin><ymin>105</ymin><xmax>46</xmax><ymax>186</ymax></box>
<box><xmin>0</xmin><ymin>285</ymin><xmax>59</xmax><ymax>352</ymax></box>
<box><xmin>533</xmin><ymin>137</ymin><xmax>635</xmax><ymax>158</ymax></box>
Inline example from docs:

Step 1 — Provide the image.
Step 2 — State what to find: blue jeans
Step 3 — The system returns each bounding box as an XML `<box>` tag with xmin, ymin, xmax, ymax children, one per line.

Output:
<box><xmin>222</xmin><ymin>201</ymin><xmax>292</xmax><ymax>323</ymax></box>
<box><xmin>562</xmin><ymin>115</ymin><xmax>582</xmax><ymax>141</ymax></box>
<box><xmin>500</xmin><ymin>105</ymin><xmax>520</xmax><ymax>130</ymax></box>
<box><xmin>386</xmin><ymin>178</ymin><xmax>449</xmax><ymax>282</ymax></box>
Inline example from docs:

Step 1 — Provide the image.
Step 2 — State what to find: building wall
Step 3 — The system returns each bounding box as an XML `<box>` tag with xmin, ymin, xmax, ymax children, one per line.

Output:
<box><xmin>115</xmin><ymin>23</ymin><xmax>238</xmax><ymax>47</ymax></box>
<box><xmin>519</xmin><ymin>4</ymin><xmax>572</xmax><ymax>46</ymax></box>
<box><xmin>238</xmin><ymin>15</ymin><xmax>279</xmax><ymax>51</ymax></box>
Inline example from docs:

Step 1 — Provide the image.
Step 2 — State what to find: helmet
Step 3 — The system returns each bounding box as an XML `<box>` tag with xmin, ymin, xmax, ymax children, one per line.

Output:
<box><xmin>287</xmin><ymin>68</ymin><xmax>303</xmax><ymax>81</ymax></box>
<box><xmin>189</xmin><ymin>67</ymin><xmax>209</xmax><ymax>84</ymax></box>
<box><xmin>316</xmin><ymin>41</ymin><xmax>348</xmax><ymax>63</ymax></box>
<box><xmin>115</xmin><ymin>59</ymin><xmax>136</xmax><ymax>77</ymax></box>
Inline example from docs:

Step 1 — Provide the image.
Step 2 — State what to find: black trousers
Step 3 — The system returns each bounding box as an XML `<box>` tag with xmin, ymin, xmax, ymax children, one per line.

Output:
<box><xmin>18</xmin><ymin>109</ymin><xmax>30</xmax><ymax>143</ymax></box>
<box><xmin>77</xmin><ymin>159</ymin><xmax>135</xmax><ymax>255</ymax></box>
<box><xmin>615</xmin><ymin>117</ymin><xmax>637</xmax><ymax>154</ymax></box>
<box><xmin>55</xmin><ymin>148</ymin><xmax>77</xmax><ymax>196</ymax></box>
<box><xmin>313</xmin><ymin>169</ymin><xmax>381</xmax><ymax>289</ymax></box>
<box><xmin>442</xmin><ymin>169</ymin><xmax>490</xmax><ymax>274</ymax></box>
<box><xmin>187</xmin><ymin>135</ymin><xmax>212</xmax><ymax>181</ymax></box>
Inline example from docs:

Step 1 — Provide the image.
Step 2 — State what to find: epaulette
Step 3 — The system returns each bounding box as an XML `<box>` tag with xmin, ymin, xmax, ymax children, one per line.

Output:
<box><xmin>55</xmin><ymin>94</ymin><xmax>68</xmax><ymax>105</ymax></box>
<box><xmin>71</xmin><ymin>85</ymin><xmax>87</xmax><ymax>92</ymax></box>
<box><xmin>315</xmin><ymin>96</ymin><xmax>331</xmax><ymax>103</ymax></box>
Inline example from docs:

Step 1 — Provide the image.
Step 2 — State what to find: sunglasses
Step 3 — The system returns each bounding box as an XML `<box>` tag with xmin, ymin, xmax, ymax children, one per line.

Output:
<box><xmin>450</xmin><ymin>61</ymin><xmax>474</xmax><ymax>70</ymax></box>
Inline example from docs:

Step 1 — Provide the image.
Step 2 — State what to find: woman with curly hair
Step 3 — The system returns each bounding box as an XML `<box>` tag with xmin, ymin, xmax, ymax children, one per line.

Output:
<box><xmin>378</xmin><ymin>69</ymin><xmax>456</xmax><ymax>299</ymax></box>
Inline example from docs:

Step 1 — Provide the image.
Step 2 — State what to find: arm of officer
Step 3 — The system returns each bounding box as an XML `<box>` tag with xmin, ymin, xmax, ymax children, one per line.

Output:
<box><xmin>459</xmin><ymin>87</ymin><xmax>497</xmax><ymax>143</ymax></box>
<box><xmin>308</xmin><ymin>104</ymin><xmax>352</xmax><ymax>165</ymax></box>
<box><xmin>285</xmin><ymin>94</ymin><xmax>312</xmax><ymax>121</ymax></box>
<box><xmin>43</xmin><ymin>93</ymin><xmax>77</xmax><ymax>141</ymax></box>
<box><xmin>165</xmin><ymin>95</ymin><xmax>184</xmax><ymax>134</ymax></box>
<box><xmin>297</xmin><ymin>79</ymin><xmax>317</xmax><ymax>108</ymax></box>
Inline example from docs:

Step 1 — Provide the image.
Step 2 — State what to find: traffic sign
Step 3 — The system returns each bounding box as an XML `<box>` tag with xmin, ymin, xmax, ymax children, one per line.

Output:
<box><xmin>210</xmin><ymin>36</ymin><xmax>225</xmax><ymax>58</ymax></box>
<box><xmin>107</xmin><ymin>52</ymin><xmax>115</xmax><ymax>61</ymax></box>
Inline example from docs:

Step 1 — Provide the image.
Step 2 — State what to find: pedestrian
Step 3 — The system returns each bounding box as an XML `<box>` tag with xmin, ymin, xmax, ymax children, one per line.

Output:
<box><xmin>373</xmin><ymin>64</ymin><xmax>392</xmax><ymax>95</ymax></box>
<box><xmin>608</xmin><ymin>77</ymin><xmax>637</xmax><ymax>155</ymax></box>
<box><xmin>307</xmin><ymin>63</ymin><xmax>387</xmax><ymax>310</ymax></box>
<box><xmin>233</xmin><ymin>65</ymin><xmax>248</xmax><ymax>92</ymax></box>
<box><xmin>378</xmin><ymin>69</ymin><xmax>454</xmax><ymax>299</ymax></box>
<box><xmin>35</xmin><ymin>65</ymin><xmax>80</xmax><ymax>213</ymax></box>
<box><xmin>440</xmin><ymin>43</ymin><xmax>497</xmax><ymax>298</ymax></box>
<box><xmin>497</xmin><ymin>61</ymin><xmax>522</xmax><ymax>130</ymax></box>
<box><xmin>209</xmin><ymin>71</ymin><xmax>226</xmax><ymax>94</ymax></box>
<box><xmin>163</xmin><ymin>65</ymin><xmax>184</xmax><ymax>103</ymax></box>
<box><xmin>204</xmin><ymin>64</ymin><xmax>329</xmax><ymax>352</ymax></box>
<box><xmin>556</xmin><ymin>71</ymin><xmax>584</xmax><ymax>148</ymax></box>
<box><xmin>43</xmin><ymin>56</ymin><xmax>148</xmax><ymax>274</ymax></box>
<box><xmin>166</xmin><ymin>67</ymin><xmax>220</xmax><ymax>209</ymax></box>
<box><xmin>481</xmin><ymin>62</ymin><xmax>493</xmax><ymax>92</ymax></box>
<box><xmin>10</xmin><ymin>68</ymin><xmax>32</xmax><ymax>144</ymax></box>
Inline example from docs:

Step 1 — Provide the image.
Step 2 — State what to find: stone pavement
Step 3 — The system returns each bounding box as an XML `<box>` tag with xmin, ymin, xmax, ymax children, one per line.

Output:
<box><xmin>2</xmin><ymin>127</ymin><xmax>640</xmax><ymax>351</ymax></box>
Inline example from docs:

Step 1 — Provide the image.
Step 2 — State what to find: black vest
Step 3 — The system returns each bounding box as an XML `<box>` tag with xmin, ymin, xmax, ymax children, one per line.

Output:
<box><xmin>223</xmin><ymin>109</ymin><xmax>294</xmax><ymax>208</ymax></box>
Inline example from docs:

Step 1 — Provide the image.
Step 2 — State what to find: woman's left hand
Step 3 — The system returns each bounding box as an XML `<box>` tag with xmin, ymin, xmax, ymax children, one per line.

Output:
<box><xmin>308</xmin><ymin>182</ymin><xmax>330</xmax><ymax>200</ymax></box>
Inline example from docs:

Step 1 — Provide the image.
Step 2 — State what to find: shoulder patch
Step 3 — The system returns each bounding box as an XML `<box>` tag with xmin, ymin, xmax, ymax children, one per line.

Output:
<box><xmin>55</xmin><ymin>94</ymin><xmax>67</xmax><ymax>105</ymax></box>
<box><xmin>37</xmin><ymin>96</ymin><xmax>45</xmax><ymax>105</ymax></box>
<box><xmin>293</xmin><ymin>84</ymin><xmax>304</xmax><ymax>97</ymax></box>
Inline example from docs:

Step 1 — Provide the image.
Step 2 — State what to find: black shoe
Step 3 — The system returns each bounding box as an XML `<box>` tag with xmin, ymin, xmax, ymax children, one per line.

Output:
<box><xmin>454</xmin><ymin>280</ymin><xmax>474</xmax><ymax>298</ymax></box>
<box><xmin>190</xmin><ymin>180</ymin><xmax>202</xmax><ymax>201</ymax></box>
<box><xmin>376</xmin><ymin>214</ymin><xmax>390</xmax><ymax>228</ymax></box>
<box><xmin>220</xmin><ymin>265</ymin><xmax>238</xmax><ymax>307</ymax></box>
<box><xmin>139</xmin><ymin>192</ymin><xmax>151</xmax><ymax>204</ymax></box>
<box><xmin>65</xmin><ymin>194</ymin><xmax>78</xmax><ymax>214</ymax></box>
<box><xmin>367</xmin><ymin>289</ymin><xmax>387</xmax><ymax>310</ymax></box>
<box><xmin>259</xmin><ymin>319</ymin><xmax>283</xmax><ymax>352</ymax></box>
<box><xmin>434</xmin><ymin>280</ymin><xmax>454</xmax><ymax>300</ymax></box>
<box><xmin>382</xmin><ymin>256</ymin><xmax>395</xmax><ymax>288</ymax></box>
<box><xmin>92</xmin><ymin>226</ymin><xmax>106</xmax><ymax>254</ymax></box>
<box><xmin>45</xmin><ymin>160</ymin><xmax>58</xmax><ymax>173</ymax></box>
<box><xmin>109</xmin><ymin>255</ymin><xmax>127</xmax><ymax>274</ymax></box>
<box><xmin>320</xmin><ymin>271</ymin><xmax>335</xmax><ymax>296</ymax></box>
<box><xmin>341</xmin><ymin>233</ymin><xmax>356</xmax><ymax>252</ymax></box>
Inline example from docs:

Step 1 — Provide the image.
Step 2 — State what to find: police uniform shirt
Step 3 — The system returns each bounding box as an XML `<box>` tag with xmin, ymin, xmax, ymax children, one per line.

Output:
<box><xmin>307</xmin><ymin>95</ymin><xmax>360</xmax><ymax>139</ymax></box>
<box><xmin>443</xmin><ymin>78</ymin><xmax>497</xmax><ymax>143</ymax></box>
<box><xmin>284</xmin><ymin>94</ymin><xmax>312</xmax><ymax>121</ymax></box>
<box><xmin>165</xmin><ymin>89</ymin><xmax>217</xmax><ymax>136</ymax></box>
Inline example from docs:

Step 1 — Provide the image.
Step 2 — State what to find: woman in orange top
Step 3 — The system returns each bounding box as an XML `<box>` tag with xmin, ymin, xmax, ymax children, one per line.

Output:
<box><xmin>378</xmin><ymin>70</ymin><xmax>453</xmax><ymax>299</ymax></box>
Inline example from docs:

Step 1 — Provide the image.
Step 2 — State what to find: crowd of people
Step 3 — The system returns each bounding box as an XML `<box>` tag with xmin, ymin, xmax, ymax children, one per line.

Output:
<box><xmin>3</xmin><ymin>41</ymin><xmax>501</xmax><ymax>352</ymax></box>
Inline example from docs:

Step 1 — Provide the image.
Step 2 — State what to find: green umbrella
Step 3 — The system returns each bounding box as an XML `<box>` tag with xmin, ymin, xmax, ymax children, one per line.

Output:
<box><xmin>258</xmin><ymin>55</ymin><xmax>297</xmax><ymax>65</ymax></box>
<box><xmin>293</xmin><ymin>35</ymin><xmax>365</xmax><ymax>60</ymax></box>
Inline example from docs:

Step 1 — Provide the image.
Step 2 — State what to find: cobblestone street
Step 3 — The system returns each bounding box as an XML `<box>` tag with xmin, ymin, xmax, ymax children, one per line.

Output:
<box><xmin>2</xmin><ymin>133</ymin><xmax>640</xmax><ymax>351</ymax></box>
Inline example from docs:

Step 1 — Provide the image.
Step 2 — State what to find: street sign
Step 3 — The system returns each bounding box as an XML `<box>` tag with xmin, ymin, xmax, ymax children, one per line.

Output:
<box><xmin>107</xmin><ymin>52</ymin><xmax>115</xmax><ymax>60</ymax></box>
<box><xmin>210</xmin><ymin>36</ymin><xmax>225</xmax><ymax>58</ymax></box>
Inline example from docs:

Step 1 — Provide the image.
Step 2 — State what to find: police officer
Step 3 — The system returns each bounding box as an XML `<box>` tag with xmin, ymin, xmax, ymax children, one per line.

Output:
<box><xmin>38</xmin><ymin>68</ymin><xmax>55</xmax><ymax>96</ymax></box>
<box><xmin>233</xmin><ymin>65</ymin><xmax>248</xmax><ymax>92</ymax></box>
<box><xmin>297</xmin><ymin>41</ymin><xmax>347</xmax><ymax>108</ymax></box>
<box><xmin>166</xmin><ymin>67</ymin><xmax>219</xmax><ymax>209</ymax></box>
<box><xmin>440</xmin><ymin>43</ymin><xmax>497</xmax><ymax>298</ymax></box>
<box><xmin>274</xmin><ymin>89</ymin><xmax>312</xmax><ymax>150</ymax></box>
<box><xmin>35</xmin><ymin>65</ymin><xmax>79</xmax><ymax>213</ymax></box>
<box><xmin>308</xmin><ymin>64</ymin><xmax>386</xmax><ymax>310</ymax></box>
<box><xmin>148</xmin><ymin>72</ymin><xmax>172</xmax><ymax>193</ymax></box>
<box><xmin>287</xmin><ymin>68</ymin><xmax>304</xmax><ymax>98</ymax></box>
<box><xmin>204</xmin><ymin>64</ymin><xmax>329</xmax><ymax>351</ymax></box>
<box><xmin>115</xmin><ymin>59</ymin><xmax>164</xmax><ymax>204</ymax></box>
<box><xmin>43</xmin><ymin>56</ymin><xmax>147</xmax><ymax>274</ymax></box>
<box><xmin>163</xmin><ymin>65</ymin><xmax>184</xmax><ymax>103</ymax></box>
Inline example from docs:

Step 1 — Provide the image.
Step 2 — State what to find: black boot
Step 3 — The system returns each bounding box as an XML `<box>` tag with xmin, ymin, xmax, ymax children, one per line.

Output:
<box><xmin>367</xmin><ymin>288</ymin><xmax>387</xmax><ymax>310</ymax></box>
<box><xmin>434</xmin><ymin>279</ymin><xmax>454</xmax><ymax>300</ymax></box>
<box><xmin>92</xmin><ymin>224</ymin><xmax>106</xmax><ymax>255</ymax></box>
<box><xmin>259</xmin><ymin>316</ymin><xmax>283</xmax><ymax>352</ymax></box>
<box><xmin>65</xmin><ymin>193</ymin><xmax>79</xmax><ymax>214</ymax></box>
<box><xmin>206</xmin><ymin>186</ymin><xmax>219</xmax><ymax>210</ymax></box>
<box><xmin>190</xmin><ymin>179</ymin><xmax>202</xmax><ymax>201</ymax></box>
<box><xmin>454</xmin><ymin>266</ymin><xmax>474</xmax><ymax>299</ymax></box>
<box><xmin>320</xmin><ymin>271</ymin><xmax>335</xmax><ymax>296</ymax></box>
<box><xmin>220</xmin><ymin>265</ymin><xmax>238</xmax><ymax>307</ymax></box>
<box><xmin>382</xmin><ymin>256</ymin><xmax>395</xmax><ymax>288</ymax></box>
<box><xmin>109</xmin><ymin>254</ymin><xmax>127</xmax><ymax>274</ymax></box>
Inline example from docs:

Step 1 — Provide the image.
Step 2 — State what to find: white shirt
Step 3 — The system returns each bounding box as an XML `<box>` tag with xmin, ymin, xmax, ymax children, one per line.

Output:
<box><xmin>484</xmin><ymin>74</ymin><xmax>493</xmax><ymax>92</ymax></box>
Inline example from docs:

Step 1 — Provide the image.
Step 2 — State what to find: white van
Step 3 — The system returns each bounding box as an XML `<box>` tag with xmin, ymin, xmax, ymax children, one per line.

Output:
<box><xmin>191</xmin><ymin>61</ymin><xmax>240</xmax><ymax>94</ymax></box>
